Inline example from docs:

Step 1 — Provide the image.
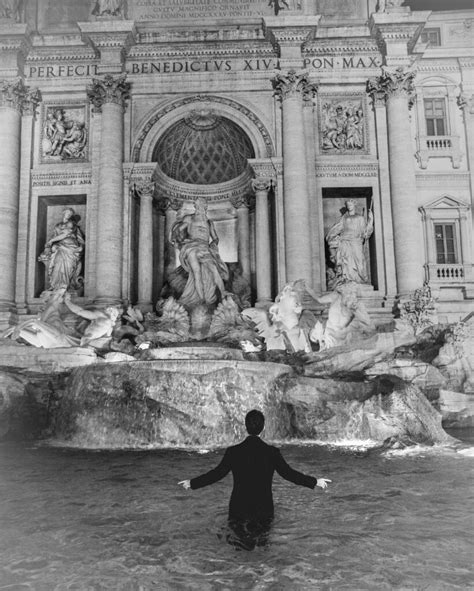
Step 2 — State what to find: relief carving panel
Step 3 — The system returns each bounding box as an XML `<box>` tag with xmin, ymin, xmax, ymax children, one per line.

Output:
<box><xmin>41</xmin><ymin>104</ymin><xmax>89</xmax><ymax>163</ymax></box>
<box><xmin>319</xmin><ymin>95</ymin><xmax>367</xmax><ymax>154</ymax></box>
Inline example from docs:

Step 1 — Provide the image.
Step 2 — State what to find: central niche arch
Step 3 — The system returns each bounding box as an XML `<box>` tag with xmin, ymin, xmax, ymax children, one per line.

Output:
<box><xmin>153</xmin><ymin>110</ymin><xmax>255</xmax><ymax>185</ymax></box>
<box><xmin>132</xmin><ymin>94</ymin><xmax>275</xmax><ymax>163</ymax></box>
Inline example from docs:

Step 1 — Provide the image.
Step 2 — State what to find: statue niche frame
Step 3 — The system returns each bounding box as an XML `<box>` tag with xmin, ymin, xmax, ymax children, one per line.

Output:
<box><xmin>40</xmin><ymin>101</ymin><xmax>90</xmax><ymax>164</ymax></box>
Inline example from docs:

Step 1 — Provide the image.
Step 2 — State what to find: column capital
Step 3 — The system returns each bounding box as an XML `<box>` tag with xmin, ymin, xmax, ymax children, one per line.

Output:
<box><xmin>369</xmin><ymin>9</ymin><xmax>431</xmax><ymax>68</ymax></box>
<box><xmin>230</xmin><ymin>194</ymin><xmax>254</xmax><ymax>209</ymax></box>
<box><xmin>367</xmin><ymin>66</ymin><xmax>415</xmax><ymax>106</ymax></box>
<box><xmin>272</xmin><ymin>70</ymin><xmax>318</xmax><ymax>102</ymax></box>
<box><xmin>87</xmin><ymin>73</ymin><xmax>131</xmax><ymax>112</ymax></box>
<box><xmin>0</xmin><ymin>77</ymin><xmax>40</xmax><ymax>114</ymax></box>
<box><xmin>252</xmin><ymin>177</ymin><xmax>272</xmax><ymax>194</ymax></box>
<box><xmin>134</xmin><ymin>179</ymin><xmax>155</xmax><ymax>200</ymax></box>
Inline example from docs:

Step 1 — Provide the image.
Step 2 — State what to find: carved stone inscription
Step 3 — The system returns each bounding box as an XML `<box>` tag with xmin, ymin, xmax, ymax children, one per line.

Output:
<box><xmin>320</xmin><ymin>96</ymin><xmax>367</xmax><ymax>154</ymax></box>
<box><xmin>42</xmin><ymin>105</ymin><xmax>88</xmax><ymax>162</ymax></box>
<box><xmin>129</xmin><ymin>0</ymin><xmax>271</xmax><ymax>20</ymax></box>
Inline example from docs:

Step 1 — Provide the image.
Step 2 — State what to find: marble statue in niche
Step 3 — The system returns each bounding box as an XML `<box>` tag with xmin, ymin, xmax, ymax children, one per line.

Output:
<box><xmin>38</xmin><ymin>207</ymin><xmax>85</xmax><ymax>293</ymax></box>
<box><xmin>326</xmin><ymin>199</ymin><xmax>373</xmax><ymax>287</ymax></box>
<box><xmin>42</xmin><ymin>107</ymin><xmax>88</xmax><ymax>161</ymax></box>
<box><xmin>91</xmin><ymin>0</ymin><xmax>124</xmax><ymax>17</ymax></box>
<box><xmin>170</xmin><ymin>198</ymin><xmax>229</xmax><ymax>309</ymax></box>
<box><xmin>321</xmin><ymin>99</ymin><xmax>365</xmax><ymax>152</ymax></box>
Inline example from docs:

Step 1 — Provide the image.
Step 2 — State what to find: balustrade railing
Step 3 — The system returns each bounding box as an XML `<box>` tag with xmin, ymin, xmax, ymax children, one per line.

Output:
<box><xmin>416</xmin><ymin>134</ymin><xmax>461</xmax><ymax>168</ymax></box>
<box><xmin>428</xmin><ymin>263</ymin><xmax>464</xmax><ymax>281</ymax></box>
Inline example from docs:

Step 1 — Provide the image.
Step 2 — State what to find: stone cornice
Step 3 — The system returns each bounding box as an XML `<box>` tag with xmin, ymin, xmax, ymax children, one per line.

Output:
<box><xmin>315</xmin><ymin>163</ymin><xmax>378</xmax><ymax>178</ymax></box>
<box><xmin>369</xmin><ymin>10</ymin><xmax>431</xmax><ymax>62</ymax></box>
<box><xmin>152</xmin><ymin>164</ymin><xmax>253</xmax><ymax>207</ymax></box>
<box><xmin>304</xmin><ymin>39</ymin><xmax>379</xmax><ymax>55</ymax></box>
<box><xmin>79</xmin><ymin>21</ymin><xmax>137</xmax><ymax>68</ymax></box>
<box><xmin>415</xmin><ymin>172</ymin><xmax>470</xmax><ymax>186</ymax></box>
<box><xmin>27</xmin><ymin>48</ymin><xmax>97</xmax><ymax>62</ymax></box>
<box><xmin>128</xmin><ymin>43</ymin><xmax>275</xmax><ymax>60</ymax></box>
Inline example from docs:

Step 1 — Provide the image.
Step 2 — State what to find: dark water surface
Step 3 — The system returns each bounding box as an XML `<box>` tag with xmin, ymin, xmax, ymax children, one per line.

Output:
<box><xmin>0</xmin><ymin>435</ymin><xmax>473</xmax><ymax>590</ymax></box>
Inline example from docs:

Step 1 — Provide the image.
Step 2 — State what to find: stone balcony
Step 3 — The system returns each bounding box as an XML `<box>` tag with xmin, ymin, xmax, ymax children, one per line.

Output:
<box><xmin>416</xmin><ymin>134</ymin><xmax>462</xmax><ymax>169</ymax></box>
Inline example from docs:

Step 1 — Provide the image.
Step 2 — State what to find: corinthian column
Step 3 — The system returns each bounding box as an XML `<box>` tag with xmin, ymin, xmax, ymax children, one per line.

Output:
<box><xmin>87</xmin><ymin>74</ymin><xmax>130</xmax><ymax>305</ymax></box>
<box><xmin>367</xmin><ymin>68</ymin><xmax>422</xmax><ymax>295</ymax></box>
<box><xmin>272</xmin><ymin>70</ymin><xmax>317</xmax><ymax>286</ymax></box>
<box><xmin>0</xmin><ymin>79</ymin><xmax>40</xmax><ymax>314</ymax></box>
<box><xmin>135</xmin><ymin>179</ymin><xmax>155</xmax><ymax>311</ymax></box>
<box><xmin>252</xmin><ymin>178</ymin><xmax>273</xmax><ymax>305</ymax></box>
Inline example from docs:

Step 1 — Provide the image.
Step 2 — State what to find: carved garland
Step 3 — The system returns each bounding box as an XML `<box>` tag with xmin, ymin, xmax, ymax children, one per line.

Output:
<box><xmin>132</xmin><ymin>95</ymin><xmax>274</xmax><ymax>161</ymax></box>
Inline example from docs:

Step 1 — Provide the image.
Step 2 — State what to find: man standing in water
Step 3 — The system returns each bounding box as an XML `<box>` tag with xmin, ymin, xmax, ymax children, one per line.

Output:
<box><xmin>179</xmin><ymin>410</ymin><xmax>331</xmax><ymax>549</ymax></box>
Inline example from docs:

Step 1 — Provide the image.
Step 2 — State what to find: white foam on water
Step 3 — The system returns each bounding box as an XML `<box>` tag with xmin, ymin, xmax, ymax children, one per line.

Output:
<box><xmin>382</xmin><ymin>443</ymin><xmax>473</xmax><ymax>458</ymax></box>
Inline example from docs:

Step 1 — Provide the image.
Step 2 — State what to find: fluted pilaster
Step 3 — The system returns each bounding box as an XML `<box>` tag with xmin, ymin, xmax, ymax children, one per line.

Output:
<box><xmin>87</xmin><ymin>74</ymin><xmax>130</xmax><ymax>305</ymax></box>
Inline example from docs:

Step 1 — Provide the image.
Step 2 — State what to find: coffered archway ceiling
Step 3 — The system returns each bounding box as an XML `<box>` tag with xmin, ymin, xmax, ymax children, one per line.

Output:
<box><xmin>152</xmin><ymin>110</ymin><xmax>255</xmax><ymax>185</ymax></box>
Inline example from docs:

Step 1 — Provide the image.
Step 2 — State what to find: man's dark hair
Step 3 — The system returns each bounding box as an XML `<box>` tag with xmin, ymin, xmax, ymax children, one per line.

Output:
<box><xmin>245</xmin><ymin>410</ymin><xmax>265</xmax><ymax>435</ymax></box>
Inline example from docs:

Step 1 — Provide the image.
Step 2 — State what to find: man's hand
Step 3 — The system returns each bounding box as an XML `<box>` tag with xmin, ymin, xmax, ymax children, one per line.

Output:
<box><xmin>316</xmin><ymin>478</ymin><xmax>332</xmax><ymax>490</ymax></box>
<box><xmin>178</xmin><ymin>480</ymin><xmax>191</xmax><ymax>490</ymax></box>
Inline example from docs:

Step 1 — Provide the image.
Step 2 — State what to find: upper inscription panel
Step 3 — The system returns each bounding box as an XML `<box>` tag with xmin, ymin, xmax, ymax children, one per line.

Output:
<box><xmin>128</xmin><ymin>0</ymin><xmax>281</xmax><ymax>21</ymax></box>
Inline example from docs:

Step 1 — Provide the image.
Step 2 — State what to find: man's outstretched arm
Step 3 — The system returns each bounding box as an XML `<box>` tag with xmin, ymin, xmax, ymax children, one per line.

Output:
<box><xmin>274</xmin><ymin>449</ymin><xmax>331</xmax><ymax>490</ymax></box>
<box><xmin>179</xmin><ymin>449</ymin><xmax>231</xmax><ymax>490</ymax></box>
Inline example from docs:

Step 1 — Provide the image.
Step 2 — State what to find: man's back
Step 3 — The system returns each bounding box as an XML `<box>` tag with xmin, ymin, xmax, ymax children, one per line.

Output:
<box><xmin>190</xmin><ymin>435</ymin><xmax>316</xmax><ymax>520</ymax></box>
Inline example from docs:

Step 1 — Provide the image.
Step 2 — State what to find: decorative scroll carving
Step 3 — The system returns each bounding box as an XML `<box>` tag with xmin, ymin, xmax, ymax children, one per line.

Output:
<box><xmin>229</xmin><ymin>194</ymin><xmax>254</xmax><ymax>209</ymax></box>
<box><xmin>134</xmin><ymin>179</ymin><xmax>155</xmax><ymax>199</ymax></box>
<box><xmin>457</xmin><ymin>93</ymin><xmax>474</xmax><ymax>115</ymax></box>
<box><xmin>367</xmin><ymin>66</ymin><xmax>415</xmax><ymax>107</ymax></box>
<box><xmin>42</xmin><ymin>105</ymin><xmax>88</xmax><ymax>161</ymax></box>
<box><xmin>320</xmin><ymin>96</ymin><xmax>366</xmax><ymax>153</ymax></box>
<box><xmin>86</xmin><ymin>74</ymin><xmax>131</xmax><ymax>112</ymax></box>
<box><xmin>0</xmin><ymin>78</ymin><xmax>40</xmax><ymax>114</ymax></box>
<box><xmin>91</xmin><ymin>0</ymin><xmax>126</xmax><ymax>18</ymax></box>
<box><xmin>272</xmin><ymin>70</ymin><xmax>318</xmax><ymax>102</ymax></box>
<box><xmin>251</xmin><ymin>177</ymin><xmax>272</xmax><ymax>193</ymax></box>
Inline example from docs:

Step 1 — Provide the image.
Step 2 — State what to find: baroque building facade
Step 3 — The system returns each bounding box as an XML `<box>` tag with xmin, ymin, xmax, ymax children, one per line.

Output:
<box><xmin>0</xmin><ymin>0</ymin><xmax>472</xmax><ymax>328</ymax></box>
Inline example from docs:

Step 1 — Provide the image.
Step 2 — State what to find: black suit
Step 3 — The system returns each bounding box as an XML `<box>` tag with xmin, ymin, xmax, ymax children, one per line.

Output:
<box><xmin>190</xmin><ymin>435</ymin><xmax>317</xmax><ymax>521</ymax></box>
